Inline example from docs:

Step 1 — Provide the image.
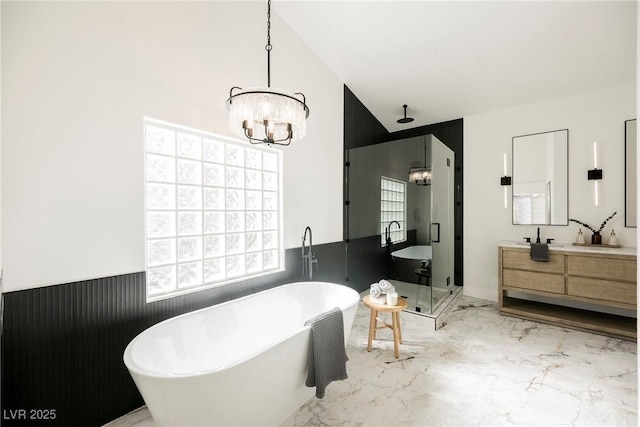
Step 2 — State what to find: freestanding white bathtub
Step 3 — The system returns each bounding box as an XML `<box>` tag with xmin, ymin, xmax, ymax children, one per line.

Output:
<box><xmin>123</xmin><ymin>282</ymin><xmax>360</xmax><ymax>426</ymax></box>
<box><xmin>391</xmin><ymin>245</ymin><xmax>432</xmax><ymax>283</ymax></box>
<box><xmin>391</xmin><ymin>244</ymin><xmax>432</xmax><ymax>261</ymax></box>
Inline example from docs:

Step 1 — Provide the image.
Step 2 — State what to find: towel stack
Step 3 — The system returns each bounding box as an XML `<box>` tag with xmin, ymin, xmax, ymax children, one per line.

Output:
<box><xmin>369</xmin><ymin>279</ymin><xmax>396</xmax><ymax>304</ymax></box>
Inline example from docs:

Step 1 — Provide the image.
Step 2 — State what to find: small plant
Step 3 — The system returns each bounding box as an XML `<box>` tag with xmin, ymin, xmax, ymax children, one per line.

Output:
<box><xmin>569</xmin><ymin>211</ymin><xmax>617</xmax><ymax>233</ymax></box>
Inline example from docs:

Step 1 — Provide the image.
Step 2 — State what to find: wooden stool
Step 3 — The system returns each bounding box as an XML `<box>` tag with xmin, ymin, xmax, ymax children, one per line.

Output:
<box><xmin>414</xmin><ymin>268</ymin><xmax>431</xmax><ymax>286</ymax></box>
<box><xmin>363</xmin><ymin>295</ymin><xmax>408</xmax><ymax>358</ymax></box>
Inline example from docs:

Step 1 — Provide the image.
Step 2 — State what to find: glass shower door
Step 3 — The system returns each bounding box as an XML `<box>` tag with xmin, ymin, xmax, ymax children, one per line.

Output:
<box><xmin>430</xmin><ymin>136</ymin><xmax>455</xmax><ymax>312</ymax></box>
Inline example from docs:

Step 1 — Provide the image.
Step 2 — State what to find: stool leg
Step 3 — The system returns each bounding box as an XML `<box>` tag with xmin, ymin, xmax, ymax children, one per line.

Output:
<box><xmin>392</xmin><ymin>312</ymin><xmax>401</xmax><ymax>358</ymax></box>
<box><xmin>367</xmin><ymin>308</ymin><xmax>377</xmax><ymax>352</ymax></box>
<box><xmin>395</xmin><ymin>311</ymin><xmax>403</xmax><ymax>344</ymax></box>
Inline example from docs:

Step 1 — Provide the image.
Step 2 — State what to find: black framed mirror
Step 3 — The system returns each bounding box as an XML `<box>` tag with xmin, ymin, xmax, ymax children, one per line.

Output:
<box><xmin>512</xmin><ymin>129</ymin><xmax>569</xmax><ymax>225</ymax></box>
<box><xmin>625</xmin><ymin>119</ymin><xmax>636</xmax><ymax>227</ymax></box>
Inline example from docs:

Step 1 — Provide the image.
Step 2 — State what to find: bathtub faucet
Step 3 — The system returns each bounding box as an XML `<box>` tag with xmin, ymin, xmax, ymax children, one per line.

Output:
<box><xmin>302</xmin><ymin>226</ymin><xmax>317</xmax><ymax>281</ymax></box>
<box><xmin>385</xmin><ymin>221</ymin><xmax>401</xmax><ymax>247</ymax></box>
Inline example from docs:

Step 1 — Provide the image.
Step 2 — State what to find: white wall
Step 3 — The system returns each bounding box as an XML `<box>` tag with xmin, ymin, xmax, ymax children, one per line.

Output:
<box><xmin>0</xmin><ymin>2</ymin><xmax>4</xmax><ymax>410</ymax></box>
<box><xmin>0</xmin><ymin>0</ymin><xmax>3</xmax><ymax>289</ymax></box>
<box><xmin>2</xmin><ymin>1</ymin><xmax>344</xmax><ymax>292</ymax></box>
<box><xmin>464</xmin><ymin>81</ymin><xmax>636</xmax><ymax>301</ymax></box>
<box><xmin>550</xmin><ymin>132</ymin><xmax>569</xmax><ymax>224</ymax></box>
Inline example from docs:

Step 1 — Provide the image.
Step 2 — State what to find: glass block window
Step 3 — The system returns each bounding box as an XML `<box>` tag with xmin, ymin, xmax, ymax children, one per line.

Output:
<box><xmin>380</xmin><ymin>177</ymin><xmax>406</xmax><ymax>246</ymax></box>
<box><xmin>144</xmin><ymin>118</ymin><xmax>283</xmax><ymax>302</ymax></box>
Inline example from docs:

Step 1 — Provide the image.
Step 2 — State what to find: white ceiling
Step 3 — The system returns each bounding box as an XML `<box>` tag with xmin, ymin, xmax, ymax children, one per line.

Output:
<box><xmin>274</xmin><ymin>1</ymin><xmax>637</xmax><ymax>132</ymax></box>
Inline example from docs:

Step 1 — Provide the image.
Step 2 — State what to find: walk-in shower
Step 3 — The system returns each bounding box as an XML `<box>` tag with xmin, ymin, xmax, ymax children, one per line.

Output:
<box><xmin>345</xmin><ymin>134</ymin><xmax>459</xmax><ymax>320</ymax></box>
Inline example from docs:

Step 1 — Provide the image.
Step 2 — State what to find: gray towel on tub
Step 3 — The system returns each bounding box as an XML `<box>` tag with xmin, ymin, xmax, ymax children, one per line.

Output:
<box><xmin>530</xmin><ymin>243</ymin><xmax>549</xmax><ymax>262</ymax></box>
<box><xmin>304</xmin><ymin>307</ymin><xmax>348</xmax><ymax>399</ymax></box>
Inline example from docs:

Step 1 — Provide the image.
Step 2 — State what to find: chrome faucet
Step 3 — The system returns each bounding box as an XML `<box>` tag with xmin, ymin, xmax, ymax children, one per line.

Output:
<box><xmin>385</xmin><ymin>220</ymin><xmax>401</xmax><ymax>247</ymax></box>
<box><xmin>301</xmin><ymin>226</ymin><xmax>317</xmax><ymax>281</ymax></box>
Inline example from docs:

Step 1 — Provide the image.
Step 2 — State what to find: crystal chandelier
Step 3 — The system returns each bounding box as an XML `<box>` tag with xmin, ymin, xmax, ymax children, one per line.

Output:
<box><xmin>226</xmin><ymin>0</ymin><xmax>310</xmax><ymax>146</ymax></box>
<box><xmin>409</xmin><ymin>167</ymin><xmax>432</xmax><ymax>185</ymax></box>
<box><xmin>409</xmin><ymin>138</ymin><xmax>432</xmax><ymax>185</ymax></box>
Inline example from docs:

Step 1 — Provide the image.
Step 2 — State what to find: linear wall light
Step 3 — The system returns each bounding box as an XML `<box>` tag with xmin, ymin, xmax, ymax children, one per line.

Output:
<box><xmin>500</xmin><ymin>153</ymin><xmax>511</xmax><ymax>208</ymax></box>
<box><xmin>588</xmin><ymin>142</ymin><xmax>603</xmax><ymax>206</ymax></box>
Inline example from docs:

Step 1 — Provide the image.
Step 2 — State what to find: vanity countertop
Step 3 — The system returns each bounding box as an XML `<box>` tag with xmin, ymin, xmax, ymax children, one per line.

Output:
<box><xmin>498</xmin><ymin>241</ymin><xmax>637</xmax><ymax>257</ymax></box>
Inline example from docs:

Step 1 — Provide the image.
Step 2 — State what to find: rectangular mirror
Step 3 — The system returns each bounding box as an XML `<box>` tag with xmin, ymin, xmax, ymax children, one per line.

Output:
<box><xmin>625</xmin><ymin>119</ymin><xmax>636</xmax><ymax>227</ymax></box>
<box><xmin>512</xmin><ymin>129</ymin><xmax>568</xmax><ymax>225</ymax></box>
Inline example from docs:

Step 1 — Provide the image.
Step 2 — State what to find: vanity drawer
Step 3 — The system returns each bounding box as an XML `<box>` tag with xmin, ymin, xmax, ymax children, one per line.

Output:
<box><xmin>502</xmin><ymin>250</ymin><xmax>564</xmax><ymax>274</ymax></box>
<box><xmin>503</xmin><ymin>269</ymin><xmax>565</xmax><ymax>294</ymax></box>
<box><xmin>567</xmin><ymin>256</ymin><xmax>636</xmax><ymax>282</ymax></box>
<box><xmin>567</xmin><ymin>277</ymin><xmax>637</xmax><ymax>307</ymax></box>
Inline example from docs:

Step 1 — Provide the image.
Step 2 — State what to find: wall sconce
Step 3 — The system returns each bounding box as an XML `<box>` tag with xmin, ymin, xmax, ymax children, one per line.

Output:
<box><xmin>501</xmin><ymin>153</ymin><xmax>511</xmax><ymax>208</ymax></box>
<box><xmin>587</xmin><ymin>169</ymin><xmax>603</xmax><ymax>180</ymax></box>
<box><xmin>589</xmin><ymin>142</ymin><xmax>603</xmax><ymax>206</ymax></box>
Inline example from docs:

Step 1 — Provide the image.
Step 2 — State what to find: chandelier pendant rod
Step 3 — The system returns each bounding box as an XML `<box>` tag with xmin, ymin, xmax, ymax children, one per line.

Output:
<box><xmin>423</xmin><ymin>136</ymin><xmax>427</xmax><ymax>166</ymax></box>
<box><xmin>266</xmin><ymin>0</ymin><xmax>272</xmax><ymax>88</ymax></box>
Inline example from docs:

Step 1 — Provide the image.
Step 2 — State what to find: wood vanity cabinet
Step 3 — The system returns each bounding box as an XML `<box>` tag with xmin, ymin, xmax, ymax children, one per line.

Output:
<box><xmin>498</xmin><ymin>245</ymin><xmax>637</xmax><ymax>341</ymax></box>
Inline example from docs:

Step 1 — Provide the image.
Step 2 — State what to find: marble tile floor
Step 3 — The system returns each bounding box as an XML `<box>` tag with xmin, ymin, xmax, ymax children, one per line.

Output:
<box><xmin>106</xmin><ymin>296</ymin><xmax>637</xmax><ymax>427</ymax></box>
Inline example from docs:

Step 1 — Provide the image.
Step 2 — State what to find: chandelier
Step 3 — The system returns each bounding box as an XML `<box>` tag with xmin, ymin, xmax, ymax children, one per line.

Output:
<box><xmin>409</xmin><ymin>137</ymin><xmax>432</xmax><ymax>185</ymax></box>
<box><xmin>409</xmin><ymin>167</ymin><xmax>432</xmax><ymax>185</ymax></box>
<box><xmin>226</xmin><ymin>0</ymin><xmax>310</xmax><ymax>146</ymax></box>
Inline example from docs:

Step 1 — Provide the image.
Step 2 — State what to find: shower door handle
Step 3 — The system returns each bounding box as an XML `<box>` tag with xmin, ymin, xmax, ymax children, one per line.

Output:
<box><xmin>431</xmin><ymin>222</ymin><xmax>440</xmax><ymax>243</ymax></box>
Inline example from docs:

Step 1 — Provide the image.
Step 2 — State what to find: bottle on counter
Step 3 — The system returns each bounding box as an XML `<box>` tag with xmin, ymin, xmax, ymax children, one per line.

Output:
<box><xmin>609</xmin><ymin>229</ymin><xmax>618</xmax><ymax>246</ymax></box>
<box><xmin>576</xmin><ymin>228</ymin><xmax>585</xmax><ymax>244</ymax></box>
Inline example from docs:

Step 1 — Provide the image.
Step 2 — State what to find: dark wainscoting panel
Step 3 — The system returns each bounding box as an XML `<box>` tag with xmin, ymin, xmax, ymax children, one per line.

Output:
<box><xmin>1</xmin><ymin>241</ymin><xmax>346</xmax><ymax>427</ymax></box>
<box><xmin>312</xmin><ymin>241</ymin><xmax>346</xmax><ymax>285</ymax></box>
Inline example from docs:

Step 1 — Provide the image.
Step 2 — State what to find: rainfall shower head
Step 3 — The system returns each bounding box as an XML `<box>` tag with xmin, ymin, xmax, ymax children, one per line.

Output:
<box><xmin>397</xmin><ymin>104</ymin><xmax>414</xmax><ymax>124</ymax></box>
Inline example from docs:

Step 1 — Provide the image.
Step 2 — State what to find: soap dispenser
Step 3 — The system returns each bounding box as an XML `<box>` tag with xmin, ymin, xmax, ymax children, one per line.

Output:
<box><xmin>576</xmin><ymin>228</ymin><xmax>585</xmax><ymax>244</ymax></box>
<box><xmin>609</xmin><ymin>229</ymin><xmax>618</xmax><ymax>246</ymax></box>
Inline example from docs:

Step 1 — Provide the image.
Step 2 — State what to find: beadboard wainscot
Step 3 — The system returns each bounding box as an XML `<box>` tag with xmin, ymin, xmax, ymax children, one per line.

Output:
<box><xmin>498</xmin><ymin>242</ymin><xmax>637</xmax><ymax>341</ymax></box>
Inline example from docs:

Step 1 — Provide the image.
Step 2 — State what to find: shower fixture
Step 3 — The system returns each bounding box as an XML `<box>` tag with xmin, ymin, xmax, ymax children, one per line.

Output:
<box><xmin>397</xmin><ymin>104</ymin><xmax>414</xmax><ymax>124</ymax></box>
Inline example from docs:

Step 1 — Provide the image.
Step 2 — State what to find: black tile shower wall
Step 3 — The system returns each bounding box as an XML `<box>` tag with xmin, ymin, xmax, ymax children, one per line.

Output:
<box><xmin>346</xmin><ymin>231</ymin><xmax>416</xmax><ymax>293</ymax></box>
<box><xmin>343</xmin><ymin>84</ymin><xmax>464</xmax><ymax>287</ymax></box>
<box><xmin>1</xmin><ymin>241</ymin><xmax>346</xmax><ymax>427</ymax></box>
<box><xmin>388</xmin><ymin>118</ymin><xmax>464</xmax><ymax>287</ymax></box>
<box><xmin>343</xmin><ymin>85</ymin><xmax>389</xmax><ymax>150</ymax></box>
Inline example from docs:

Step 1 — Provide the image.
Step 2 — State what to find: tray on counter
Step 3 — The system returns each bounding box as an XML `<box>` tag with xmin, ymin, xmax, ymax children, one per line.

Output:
<box><xmin>572</xmin><ymin>243</ymin><xmax>622</xmax><ymax>248</ymax></box>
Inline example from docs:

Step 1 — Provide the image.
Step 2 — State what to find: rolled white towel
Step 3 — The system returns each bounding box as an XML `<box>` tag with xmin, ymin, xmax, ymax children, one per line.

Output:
<box><xmin>378</xmin><ymin>279</ymin><xmax>395</xmax><ymax>294</ymax></box>
<box><xmin>369</xmin><ymin>295</ymin><xmax>386</xmax><ymax>305</ymax></box>
<box><xmin>369</xmin><ymin>283</ymin><xmax>382</xmax><ymax>298</ymax></box>
<box><xmin>378</xmin><ymin>279</ymin><xmax>392</xmax><ymax>290</ymax></box>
